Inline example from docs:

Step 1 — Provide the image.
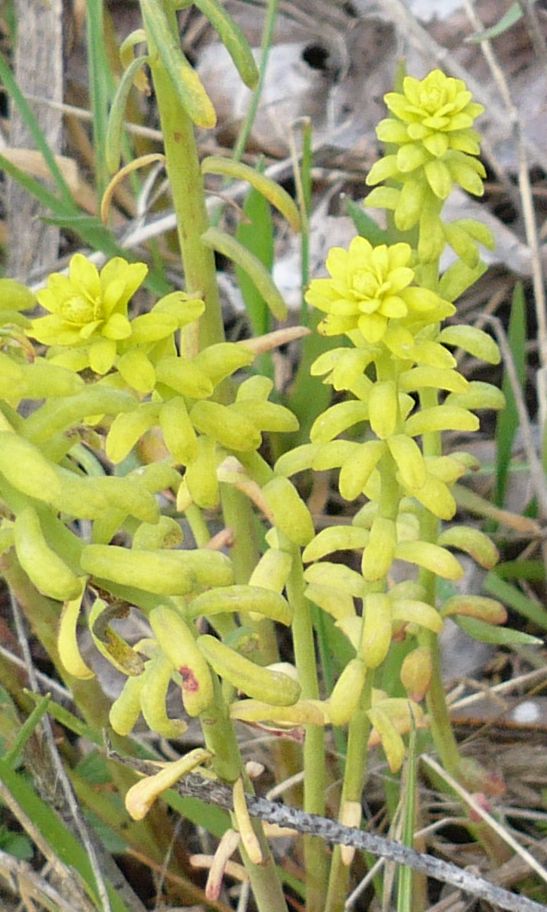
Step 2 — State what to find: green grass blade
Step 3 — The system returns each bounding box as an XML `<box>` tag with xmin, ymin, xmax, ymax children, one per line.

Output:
<box><xmin>483</xmin><ymin>571</ymin><xmax>547</xmax><ymax>630</ymax></box>
<box><xmin>346</xmin><ymin>197</ymin><xmax>390</xmax><ymax>246</ymax></box>
<box><xmin>86</xmin><ymin>0</ymin><xmax>115</xmax><ymax>198</ymax></box>
<box><xmin>495</xmin><ymin>281</ymin><xmax>526</xmax><ymax>506</ymax></box>
<box><xmin>235</xmin><ymin>176</ymin><xmax>274</xmax><ymax>338</ymax></box>
<box><xmin>455</xmin><ymin>615</ymin><xmax>543</xmax><ymax>646</ymax></box>
<box><xmin>494</xmin><ymin>559</ymin><xmax>545</xmax><ymax>582</ymax></box>
<box><xmin>466</xmin><ymin>2</ymin><xmax>524</xmax><ymax>42</ymax></box>
<box><xmin>3</xmin><ymin>694</ymin><xmax>51</xmax><ymax>769</ymax></box>
<box><xmin>0</xmin><ymin>52</ymin><xmax>74</xmax><ymax>206</ymax></box>
<box><xmin>397</xmin><ymin>725</ymin><xmax>417</xmax><ymax>912</ymax></box>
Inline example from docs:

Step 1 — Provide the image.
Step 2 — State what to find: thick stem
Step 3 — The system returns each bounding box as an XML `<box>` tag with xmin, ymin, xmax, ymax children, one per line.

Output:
<box><xmin>418</xmin><ymin>387</ymin><xmax>461</xmax><ymax>776</ymax></box>
<box><xmin>286</xmin><ymin>545</ymin><xmax>327</xmax><ymax>910</ymax></box>
<box><xmin>145</xmin><ymin>5</ymin><xmax>224</xmax><ymax>352</ymax></box>
<box><xmin>143</xmin><ymin>9</ymin><xmax>288</xmax><ymax>908</ymax></box>
<box><xmin>324</xmin><ymin>674</ymin><xmax>373</xmax><ymax>912</ymax></box>
<box><xmin>200</xmin><ymin>683</ymin><xmax>289</xmax><ymax>912</ymax></box>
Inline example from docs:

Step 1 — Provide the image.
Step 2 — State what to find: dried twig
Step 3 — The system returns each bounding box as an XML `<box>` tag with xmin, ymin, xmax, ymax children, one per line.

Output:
<box><xmin>108</xmin><ymin>750</ymin><xmax>547</xmax><ymax>912</ymax></box>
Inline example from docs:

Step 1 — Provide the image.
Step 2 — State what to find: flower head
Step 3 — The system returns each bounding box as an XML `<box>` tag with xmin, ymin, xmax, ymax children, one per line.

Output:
<box><xmin>366</xmin><ymin>70</ymin><xmax>486</xmax><ymax>212</ymax></box>
<box><xmin>305</xmin><ymin>237</ymin><xmax>443</xmax><ymax>344</ymax></box>
<box><xmin>29</xmin><ymin>254</ymin><xmax>148</xmax><ymax>374</ymax></box>
<box><xmin>382</xmin><ymin>70</ymin><xmax>483</xmax><ymax>158</ymax></box>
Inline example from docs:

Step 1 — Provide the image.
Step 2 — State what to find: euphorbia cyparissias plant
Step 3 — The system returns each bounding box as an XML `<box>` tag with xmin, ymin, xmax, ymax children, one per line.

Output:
<box><xmin>0</xmin><ymin>40</ymin><xmax>510</xmax><ymax>912</ymax></box>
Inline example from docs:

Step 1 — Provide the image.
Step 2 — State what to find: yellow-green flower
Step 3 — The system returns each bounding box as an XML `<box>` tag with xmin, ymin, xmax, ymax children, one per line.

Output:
<box><xmin>366</xmin><ymin>70</ymin><xmax>486</xmax><ymax>207</ymax></box>
<box><xmin>305</xmin><ymin>237</ymin><xmax>443</xmax><ymax>344</ymax></box>
<box><xmin>382</xmin><ymin>70</ymin><xmax>483</xmax><ymax>157</ymax></box>
<box><xmin>28</xmin><ymin>254</ymin><xmax>148</xmax><ymax>374</ymax></box>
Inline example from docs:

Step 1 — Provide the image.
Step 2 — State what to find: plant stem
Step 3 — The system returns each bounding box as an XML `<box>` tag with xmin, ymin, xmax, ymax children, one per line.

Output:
<box><xmin>145</xmin><ymin>2</ymin><xmax>224</xmax><ymax>353</ymax></box>
<box><xmin>201</xmin><ymin>682</ymin><xmax>289</xmax><ymax>912</ymax></box>
<box><xmin>418</xmin><ymin>387</ymin><xmax>461</xmax><ymax>776</ymax></box>
<box><xmin>324</xmin><ymin>673</ymin><xmax>373</xmax><ymax>912</ymax></box>
<box><xmin>143</xmin><ymin>8</ymin><xmax>289</xmax><ymax>908</ymax></box>
<box><xmin>286</xmin><ymin>545</ymin><xmax>327</xmax><ymax>911</ymax></box>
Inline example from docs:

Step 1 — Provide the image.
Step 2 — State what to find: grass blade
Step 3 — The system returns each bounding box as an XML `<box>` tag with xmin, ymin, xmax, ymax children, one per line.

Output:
<box><xmin>86</xmin><ymin>0</ymin><xmax>115</xmax><ymax>198</ymax></box>
<box><xmin>0</xmin><ymin>52</ymin><xmax>73</xmax><ymax>206</ymax></box>
<box><xmin>495</xmin><ymin>281</ymin><xmax>527</xmax><ymax>506</ymax></box>
<box><xmin>484</xmin><ymin>571</ymin><xmax>547</xmax><ymax>630</ymax></box>
<box><xmin>235</xmin><ymin>174</ymin><xmax>274</xmax><ymax>338</ymax></box>
<box><xmin>396</xmin><ymin>725</ymin><xmax>417</xmax><ymax>912</ymax></box>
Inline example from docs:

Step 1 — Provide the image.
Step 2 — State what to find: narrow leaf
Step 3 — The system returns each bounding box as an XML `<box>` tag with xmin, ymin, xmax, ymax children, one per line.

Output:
<box><xmin>455</xmin><ymin>615</ymin><xmax>543</xmax><ymax>646</ymax></box>
<box><xmin>202</xmin><ymin>226</ymin><xmax>287</xmax><ymax>319</ymax></box>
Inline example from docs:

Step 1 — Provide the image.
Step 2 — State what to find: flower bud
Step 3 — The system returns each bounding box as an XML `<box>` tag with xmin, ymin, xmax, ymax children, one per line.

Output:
<box><xmin>132</xmin><ymin>516</ymin><xmax>183</xmax><ymax>551</ymax></box>
<box><xmin>438</xmin><ymin>325</ymin><xmax>500</xmax><ymax>364</ymax></box>
<box><xmin>329</xmin><ymin>658</ymin><xmax>366</xmax><ymax>726</ymax></box>
<box><xmin>275</xmin><ymin>443</ymin><xmax>319</xmax><ymax>477</ymax></box>
<box><xmin>305</xmin><ymin>583</ymin><xmax>356</xmax><ymax>621</ymax></box>
<box><xmin>109</xmin><ymin>673</ymin><xmax>145</xmax><ymax>736</ymax></box>
<box><xmin>159</xmin><ymin>396</ymin><xmax>198</xmax><ymax>464</ymax></box>
<box><xmin>391</xmin><ymin>599</ymin><xmax>443</xmax><ymax>634</ymax></box>
<box><xmin>412</xmin><ymin>474</ymin><xmax>456</xmax><ymax>521</ymax></box>
<box><xmin>106</xmin><ymin>405</ymin><xmax>160</xmax><ymax>464</ymax></box>
<box><xmin>310</xmin><ymin>400</ymin><xmax>369</xmax><ymax>444</ymax></box>
<box><xmin>303</xmin><ymin>525</ymin><xmax>369</xmax><ymax>563</ymax></box>
<box><xmin>400</xmin><ymin>646</ymin><xmax>433</xmax><ymax>701</ymax></box>
<box><xmin>339</xmin><ymin>440</ymin><xmax>385</xmax><ymax>500</ymax></box>
<box><xmin>188</xmin><ymin>584</ymin><xmax>292</xmax><ymax>626</ymax></box>
<box><xmin>441</xmin><ymin>595</ymin><xmax>506</xmax><ymax>624</ymax></box>
<box><xmin>230</xmin><ymin>699</ymin><xmax>328</xmax><ymax>726</ymax></box>
<box><xmin>58</xmin><ymin>583</ymin><xmax>94</xmax><ymax>679</ymax></box>
<box><xmin>190</xmin><ymin>400</ymin><xmax>261</xmax><ymax>452</ymax></box>
<box><xmin>437</xmin><ymin>525</ymin><xmax>499</xmax><ymax>569</ymax></box>
<box><xmin>445</xmin><ymin>381</ymin><xmax>505</xmax><ymax>412</ymax></box>
<box><xmin>125</xmin><ymin>748</ymin><xmax>212</xmax><ymax>820</ymax></box>
<box><xmin>197</xmin><ymin>634</ymin><xmax>301</xmax><ymax>706</ymax></box>
<box><xmin>14</xmin><ymin>506</ymin><xmax>83</xmax><ymax>601</ymax></box>
<box><xmin>185</xmin><ymin>436</ymin><xmax>220</xmax><ymax>508</ymax></box>
<box><xmin>303</xmin><ymin>561</ymin><xmax>367</xmax><ymax>598</ymax></box>
<box><xmin>262</xmin><ymin>476</ymin><xmax>314</xmax><ymax>546</ymax></box>
<box><xmin>139</xmin><ymin>652</ymin><xmax>188</xmax><ymax>739</ymax></box>
<box><xmin>395</xmin><ymin>540</ymin><xmax>464</xmax><ymax>580</ymax></box>
<box><xmin>360</xmin><ymin>593</ymin><xmax>392</xmax><ymax>668</ymax></box>
<box><xmin>367</xmin><ymin>706</ymin><xmax>405</xmax><ymax>773</ymax></box>
<box><xmin>248</xmin><ymin>548</ymin><xmax>293</xmax><ymax>593</ymax></box>
<box><xmin>369</xmin><ymin>380</ymin><xmax>398</xmax><ymax>439</ymax></box>
<box><xmin>361</xmin><ymin>517</ymin><xmax>396</xmax><ymax>581</ymax></box>
<box><xmin>387</xmin><ymin>434</ymin><xmax>426</xmax><ymax>491</ymax></box>
<box><xmin>405</xmin><ymin>405</ymin><xmax>479</xmax><ymax>437</ymax></box>
<box><xmin>150</xmin><ymin>606</ymin><xmax>215</xmax><ymax>717</ymax></box>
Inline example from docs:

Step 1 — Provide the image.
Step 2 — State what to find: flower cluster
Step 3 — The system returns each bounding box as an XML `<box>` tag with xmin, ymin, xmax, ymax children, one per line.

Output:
<box><xmin>305</xmin><ymin>237</ymin><xmax>450</xmax><ymax>345</ymax></box>
<box><xmin>364</xmin><ymin>70</ymin><xmax>492</xmax><ymax>264</ymax></box>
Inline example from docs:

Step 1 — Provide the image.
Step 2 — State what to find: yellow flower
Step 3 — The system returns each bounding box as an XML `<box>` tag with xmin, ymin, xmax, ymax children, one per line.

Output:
<box><xmin>305</xmin><ymin>237</ymin><xmax>443</xmax><ymax>344</ymax></box>
<box><xmin>366</xmin><ymin>70</ymin><xmax>486</xmax><ymax>207</ymax></box>
<box><xmin>29</xmin><ymin>254</ymin><xmax>148</xmax><ymax>374</ymax></box>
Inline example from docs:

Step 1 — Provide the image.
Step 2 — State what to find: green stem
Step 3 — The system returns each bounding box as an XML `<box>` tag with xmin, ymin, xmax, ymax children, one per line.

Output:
<box><xmin>200</xmin><ymin>682</ymin><xmax>289</xmax><ymax>912</ymax></box>
<box><xmin>419</xmin><ymin>385</ymin><xmax>461</xmax><ymax>777</ymax></box>
<box><xmin>286</xmin><ymin>545</ymin><xmax>327</xmax><ymax>911</ymax></box>
<box><xmin>144</xmin><ymin>9</ymin><xmax>288</xmax><ymax>908</ymax></box>
<box><xmin>220</xmin><ymin>481</ymin><xmax>279</xmax><ymax>664</ymax></box>
<box><xmin>324</xmin><ymin>673</ymin><xmax>373</xmax><ymax>912</ymax></box>
<box><xmin>145</xmin><ymin>4</ymin><xmax>224</xmax><ymax>352</ymax></box>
